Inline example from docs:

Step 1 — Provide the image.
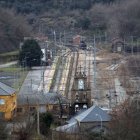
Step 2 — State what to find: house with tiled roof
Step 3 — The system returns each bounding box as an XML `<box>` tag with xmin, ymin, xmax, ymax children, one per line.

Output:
<box><xmin>16</xmin><ymin>92</ymin><xmax>69</xmax><ymax>119</ymax></box>
<box><xmin>0</xmin><ymin>82</ymin><xmax>17</xmax><ymax>120</ymax></box>
<box><xmin>73</xmin><ymin>35</ymin><xmax>85</xmax><ymax>46</ymax></box>
<box><xmin>52</xmin><ymin>106</ymin><xmax>111</xmax><ymax>140</ymax></box>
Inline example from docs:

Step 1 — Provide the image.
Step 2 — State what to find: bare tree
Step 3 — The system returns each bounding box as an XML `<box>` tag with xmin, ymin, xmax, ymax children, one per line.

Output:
<box><xmin>0</xmin><ymin>8</ymin><xmax>31</xmax><ymax>53</ymax></box>
<box><xmin>118</xmin><ymin>55</ymin><xmax>140</xmax><ymax>95</ymax></box>
<box><xmin>108</xmin><ymin>98</ymin><xmax>140</xmax><ymax>140</ymax></box>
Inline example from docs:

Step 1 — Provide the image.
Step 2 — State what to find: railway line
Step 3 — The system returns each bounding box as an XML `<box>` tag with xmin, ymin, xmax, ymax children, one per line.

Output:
<box><xmin>39</xmin><ymin>46</ymin><xmax>113</xmax><ymax>108</ymax></box>
<box><xmin>18</xmin><ymin>44</ymin><xmax>127</xmax><ymax>110</ymax></box>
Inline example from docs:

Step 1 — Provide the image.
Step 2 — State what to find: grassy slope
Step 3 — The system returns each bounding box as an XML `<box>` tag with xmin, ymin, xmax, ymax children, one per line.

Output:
<box><xmin>0</xmin><ymin>66</ymin><xmax>28</xmax><ymax>91</ymax></box>
<box><xmin>0</xmin><ymin>51</ymin><xmax>19</xmax><ymax>64</ymax></box>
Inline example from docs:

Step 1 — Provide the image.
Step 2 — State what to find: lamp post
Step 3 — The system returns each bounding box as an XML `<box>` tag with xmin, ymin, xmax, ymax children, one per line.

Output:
<box><xmin>96</xmin><ymin>114</ymin><xmax>103</xmax><ymax>131</ymax></box>
<box><xmin>106</xmin><ymin>93</ymin><xmax>111</xmax><ymax>109</ymax></box>
<box><xmin>96</xmin><ymin>114</ymin><xmax>103</xmax><ymax>140</ymax></box>
<box><xmin>37</xmin><ymin>100</ymin><xmax>40</xmax><ymax>135</ymax></box>
<box><xmin>114</xmin><ymin>93</ymin><xmax>118</xmax><ymax>105</ymax></box>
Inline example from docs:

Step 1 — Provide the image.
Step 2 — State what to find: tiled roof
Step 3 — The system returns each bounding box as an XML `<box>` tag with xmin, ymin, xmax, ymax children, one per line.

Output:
<box><xmin>17</xmin><ymin>92</ymin><xmax>69</xmax><ymax>105</ymax></box>
<box><xmin>55</xmin><ymin>122</ymin><xmax>79</xmax><ymax>133</ymax></box>
<box><xmin>56</xmin><ymin>106</ymin><xmax>111</xmax><ymax>133</ymax></box>
<box><xmin>0</xmin><ymin>82</ymin><xmax>15</xmax><ymax>95</ymax></box>
<box><xmin>68</xmin><ymin>106</ymin><xmax>111</xmax><ymax>123</ymax></box>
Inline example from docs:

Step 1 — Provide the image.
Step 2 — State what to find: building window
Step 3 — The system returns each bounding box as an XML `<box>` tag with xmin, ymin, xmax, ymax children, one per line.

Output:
<box><xmin>0</xmin><ymin>112</ymin><xmax>4</xmax><ymax>119</ymax></box>
<box><xmin>83</xmin><ymin>93</ymin><xmax>86</xmax><ymax>99</ymax></box>
<box><xmin>75</xmin><ymin>95</ymin><xmax>79</xmax><ymax>99</ymax></box>
<box><xmin>30</xmin><ymin>107</ymin><xmax>36</xmax><ymax>112</ymax></box>
<box><xmin>53</xmin><ymin>106</ymin><xmax>58</xmax><ymax>110</ymax></box>
<box><xmin>17</xmin><ymin>108</ymin><xmax>23</xmax><ymax>113</ymax></box>
<box><xmin>0</xmin><ymin>99</ymin><xmax>5</xmax><ymax>105</ymax></box>
<box><xmin>75</xmin><ymin>94</ymin><xmax>79</xmax><ymax>102</ymax></box>
<box><xmin>78</xmin><ymin>79</ymin><xmax>84</xmax><ymax>90</ymax></box>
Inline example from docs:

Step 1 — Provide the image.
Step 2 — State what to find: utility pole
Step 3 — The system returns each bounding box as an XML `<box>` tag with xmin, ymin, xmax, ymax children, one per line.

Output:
<box><xmin>54</xmin><ymin>30</ymin><xmax>57</xmax><ymax>57</ymax></box>
<box><xmin>40</xmin><ymin>57</ymin><xmax>45</xmax><ymax>92</ymax></box>
<box><xmin>42</xmin><ymin>71</ymin><xmax>45</xmax><ymax>92</ymax></box>
<box><xmin>84</xmin><ymin>49</ymin><xmax>87</xmax><ymax>74</ymax></box>
<box><xmin>27</xmin><ymin>96</ymin><xmax>30</xmax><ymax>122</ymax></box>
<box><xmin>31</xmin><ymin>79</ymin><xmax>33</xmax><ymax>92</ymax></box>
<box><xmin>64</xmin><ymin>31</ymin><xmax>66</xmax><ymax>45</ymax></box>
<box><xmin>93</xmin><ymin>35</ymin><xmax>96</xmax><ymax>89</ymax></box>
<box><xmin>104</xmin><ymin>32</ymin><xmax>107</xmax><ymax>45</ymax></box>
<box><xmin>93</xmin><ymin>35</ymin><xmax>98</xmax><ymax>100</ymax></box>
<box><xmin>59</xmin><ymin>32</ymin><xmax>62</xmax><ymax>57</ymax></box>
<box><xmin>59</xmin><ymin>32</ymin><xmax>62</xmax><ymax>45</ymax></box>
<box><xmin>123</xmin><ymin>38</ymin><xmax>126</xmax><ymax>56</ymax></box>
<box><xmin>64</xmin><ymin>30</ymin><xmax>66</xmax><ymax>53</ymax></box>
<box><xmin>131</xmin><ymin>36</ymin><xmax>134</xmax><ymax>56</ymax></box>
<box><xmin>88</xmin><ymin>47</ymin><xmax>91</xmax><ymax>88</ymax></box>
<box><xmin>37</xmin><ymin>99</ymin><xmax>40</xmax><ymax>135</ymax></box>
<box><xmin>136</xmin><ymin>39</ymin><xmax>138</xmax><ymax>55</ymax></box>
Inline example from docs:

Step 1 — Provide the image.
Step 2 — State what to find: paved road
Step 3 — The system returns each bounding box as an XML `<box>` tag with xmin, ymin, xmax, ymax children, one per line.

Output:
<box><xmin>19</xmin><ymin>67</ymin><xmax>44</xmax><ymax>95</ymax></box>
<box><xmin>19</xmin><ymin>64</ymin><xmax>60</xmax><ymax>95</ymax></box>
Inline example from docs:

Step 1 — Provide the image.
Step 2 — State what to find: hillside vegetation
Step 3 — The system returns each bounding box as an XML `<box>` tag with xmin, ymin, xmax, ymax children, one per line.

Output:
<box><xmin>0</xmin><ymin>0</ymin><xmax>140</xmax><ymax>53</ymax></box>
<box><xmin>0</xmin><ymin>0</ymin><xmax>121</xmax><ymax>35</ymax></box>
<box><xmin>0</xmin><ymin>8</ymin><xmax>31</xmax><ymax>54</ymax></box>
<box><xmin>0</xmin><ymin>0</ymin><xmax>119</xmax><ymax>14</ymax></box>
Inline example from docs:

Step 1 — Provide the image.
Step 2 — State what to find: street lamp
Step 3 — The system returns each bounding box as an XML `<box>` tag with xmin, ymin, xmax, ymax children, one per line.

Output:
<box><xmin>96</xmin><ymin>114</ymin><xmax>103</xmax><ymax>131</ymax></box>
<box><xmin>106</xmin><ymin>90</ymin><xmax>118</xmax><ymax>108</ymax></box>
<box><xmin>96</xmin><ymin>114</ymin><xmax>103</xmax><ymax>140</ymax></box>
<box><xmin>114</xmin><ymin>93</ymin><xmax>118</xmax><ymax>105</ymax></box>
<box><xmin>106</xmin><ymin>93</ymin><xmax>111</xmax><ymax>109</ymax></box>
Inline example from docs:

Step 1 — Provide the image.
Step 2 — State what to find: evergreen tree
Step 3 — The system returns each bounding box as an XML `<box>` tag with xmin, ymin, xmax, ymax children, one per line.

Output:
<box><xmin>19</xmin><ymin>39</ymin><xmax>43</xmax><ymax>68</ymax></box>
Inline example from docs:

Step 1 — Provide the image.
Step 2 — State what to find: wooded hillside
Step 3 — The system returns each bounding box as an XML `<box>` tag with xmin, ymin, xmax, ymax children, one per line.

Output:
<box><xmin>0</xmin><ymin>0</ymin><xmax>140</xmax><ymax>53</ymax></box>
<box><xmin>0</xmin><ymin>8</ymin><xmax>31</xmax><ymax>53</ymax></box>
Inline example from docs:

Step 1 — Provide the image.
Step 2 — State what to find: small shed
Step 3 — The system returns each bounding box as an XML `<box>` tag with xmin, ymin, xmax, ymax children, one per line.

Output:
<box><xmin>73</xmin><ymin>35</ymin><xmax>85</xmax><ymax>46</ymax></box>
<box><xmin>17</xmin><ymin>92</ymin><xmax>69</xmax><ymax>118</ymax></box>
<box><xmin>52</xmin><ymin>106</ymin><xmax>111</xmax><ymax>140</ymax></box>
<box><xmin>67</xmin><ymin>106</ymin><xmax>111</xmax><ymax>133</ymax></box>
<box><xmin>111</xmin><ymin>38</ymin><xmax>124</xmax><ymax>53</ymax></box>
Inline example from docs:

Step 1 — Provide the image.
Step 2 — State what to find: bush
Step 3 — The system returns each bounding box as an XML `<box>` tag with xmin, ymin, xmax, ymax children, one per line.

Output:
<box><xmin>39</xmin><ymin>112</ymin><xmax>54</xmax><ymax>136</ymax></box>
<box><xmin>76</xmin><ymin>17</ymin><xmax>91</xmax><ymax>30</ymax></box>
